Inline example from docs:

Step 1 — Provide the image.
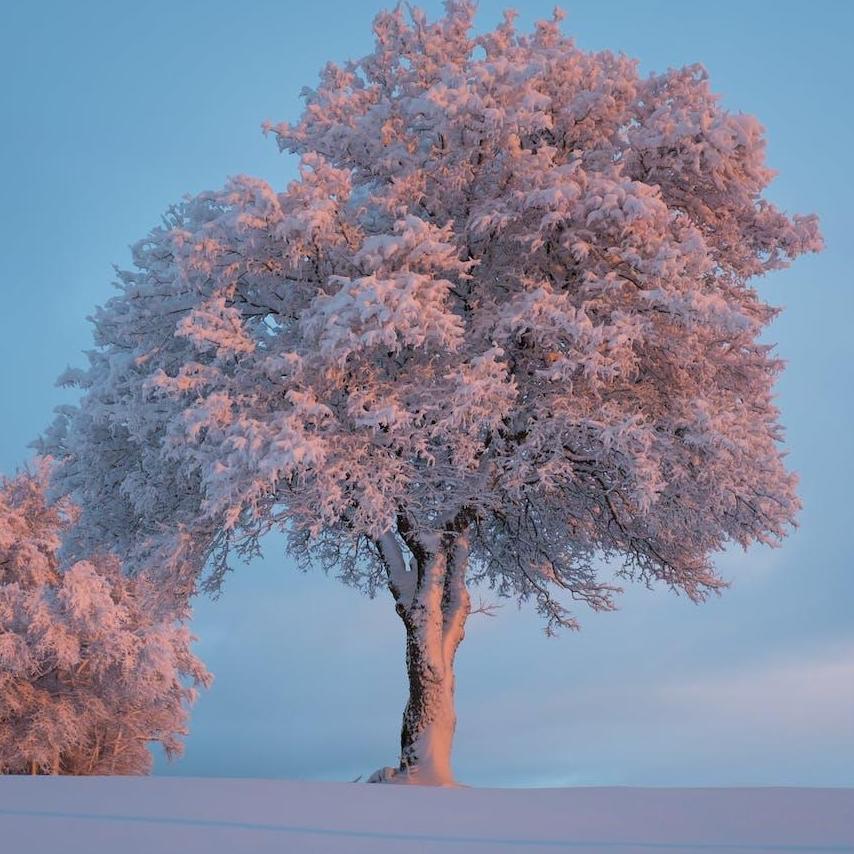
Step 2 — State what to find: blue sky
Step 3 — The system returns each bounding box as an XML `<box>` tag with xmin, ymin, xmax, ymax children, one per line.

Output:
<box><xmin>1</xmin><ymin>0</ymin><xmax>852</xmax><ymax>787</ymax></box>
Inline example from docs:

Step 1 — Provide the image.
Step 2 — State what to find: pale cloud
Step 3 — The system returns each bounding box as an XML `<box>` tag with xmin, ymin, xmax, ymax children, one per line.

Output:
<box><xmin>658</xmin><ymin>642</ymin><xmax>854</xmax><ymax>739</ymax></box>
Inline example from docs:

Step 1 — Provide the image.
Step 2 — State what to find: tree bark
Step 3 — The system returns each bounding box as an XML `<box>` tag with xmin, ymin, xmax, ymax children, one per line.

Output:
<box><xmin>374</xmin><ymin>528</ymin><xmax>470</xmax><ymax>786</ymax></box>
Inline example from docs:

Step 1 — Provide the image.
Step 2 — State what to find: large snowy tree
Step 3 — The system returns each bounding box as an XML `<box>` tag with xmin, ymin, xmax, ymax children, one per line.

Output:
<box><xmin>43</xmin><ymin>3</ymin><xmax>821</xmax><ymax>784</ymax></box>
<box><xmin>0</xmin><ymin>464</ymin><xmax>210</xmax><ymax>775</ymax></box>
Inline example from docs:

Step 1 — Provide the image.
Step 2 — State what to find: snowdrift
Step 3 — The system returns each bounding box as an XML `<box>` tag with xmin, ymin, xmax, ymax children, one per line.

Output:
<box><xmin>0</xmin><ymin>777</ymin><xmax>851</xmax><ymax>853</ymax></box>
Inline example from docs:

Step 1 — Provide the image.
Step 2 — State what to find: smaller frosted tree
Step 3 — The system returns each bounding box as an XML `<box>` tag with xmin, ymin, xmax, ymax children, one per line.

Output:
<box><xmin>0</xmin><ymin>463</ymin><xmax>210</xmax><ymax>775</ymax></box>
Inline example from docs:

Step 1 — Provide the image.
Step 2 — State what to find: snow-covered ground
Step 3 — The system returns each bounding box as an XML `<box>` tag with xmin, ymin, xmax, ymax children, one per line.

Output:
<box><xmin>1</xmin><ymin>778</ymin><xmax>853</xmax><ymax>853</ymax></box>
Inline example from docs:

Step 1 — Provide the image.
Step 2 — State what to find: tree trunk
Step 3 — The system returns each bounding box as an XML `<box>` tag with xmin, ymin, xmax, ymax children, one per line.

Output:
<box><xmin>373</xmin><ymin>528</ymin><xmax>471</xmax><ymax>786</ymax></box>
<box><xmin>398</xmin><ymin>614</ymin><xmax>462</xmax><ymax>784</ymax></box>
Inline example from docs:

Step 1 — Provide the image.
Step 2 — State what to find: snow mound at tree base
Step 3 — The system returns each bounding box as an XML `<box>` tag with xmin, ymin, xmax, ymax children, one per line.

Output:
<box><xmin>0</xmin><ymin>776</ymin><xmax>851</xmax><ymax>853</ymax></box>
<box><xmin>365</xmin><ymin>765</ymin><xmax>406</xmax><ymax>784</ymax></box>
<box><xmin>365</xmin><ymin>765</ymin><xmax>463</xmax><ymax>786</ymax></box>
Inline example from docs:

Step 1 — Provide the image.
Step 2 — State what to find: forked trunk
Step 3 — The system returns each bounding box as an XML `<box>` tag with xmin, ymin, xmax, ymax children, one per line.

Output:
<box><xmin>372</xmin><ymin>529</ymin><xmax>471</xmax><ymax>786</ymax></box>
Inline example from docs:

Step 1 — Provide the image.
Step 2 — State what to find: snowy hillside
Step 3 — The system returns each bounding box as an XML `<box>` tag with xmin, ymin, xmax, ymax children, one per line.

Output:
<box><xmin>1</xmin><ymin>777</ymin><xmax>852</xmax><ymax>853</ymax></box>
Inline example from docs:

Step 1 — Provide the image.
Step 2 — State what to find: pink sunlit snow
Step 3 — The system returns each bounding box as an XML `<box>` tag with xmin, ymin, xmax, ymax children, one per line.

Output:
<box><xmin>1</xmin><ymin>777</ymin><xmax>853</xmax><ymax>853</ymax></box>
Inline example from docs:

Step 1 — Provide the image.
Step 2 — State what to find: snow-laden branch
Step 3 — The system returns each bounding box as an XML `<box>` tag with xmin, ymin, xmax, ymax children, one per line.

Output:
<box><xmin>377</xmin><ymin>530</ymin><xmax>416</xmax><ymax>607</ymax></box>
<box><xmin>442</xmin><ymin>531</ymin><xmax>471</xmax><ymax>666</ymax></box>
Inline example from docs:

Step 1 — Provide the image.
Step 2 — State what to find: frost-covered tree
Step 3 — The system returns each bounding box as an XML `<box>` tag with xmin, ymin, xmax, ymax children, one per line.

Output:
<box><xmin>0</xmin><ymin>464</ymin><xmax>210</xmax><ymax>775</ymax></box>
<box><xmin>43</xmin><ymin>3</ymin><xmax>820</xmax><ymax>784</ymax></box>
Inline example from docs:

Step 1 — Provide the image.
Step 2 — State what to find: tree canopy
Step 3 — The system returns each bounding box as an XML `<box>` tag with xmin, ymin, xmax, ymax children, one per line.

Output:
<box><xmin>46</xmin><ymin>2</ymin><xmax>820</xmax><ymax>629</ymax></box>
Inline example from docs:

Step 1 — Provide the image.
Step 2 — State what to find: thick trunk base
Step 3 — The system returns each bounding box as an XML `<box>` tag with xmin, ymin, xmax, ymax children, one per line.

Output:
<box><xmin>365</xmin><ymin>765</ymin><xmax>462</xmax><ymax>787</ymax></box>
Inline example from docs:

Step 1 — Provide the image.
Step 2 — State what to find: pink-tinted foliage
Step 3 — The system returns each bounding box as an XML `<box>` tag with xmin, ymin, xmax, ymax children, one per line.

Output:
<box><xmin>0</xmin><ymin>463</ymin><xmax>210</xmax><ymax>775</ymax></box>
<box><xmin>42</xmin><ymin>2</ymin><xmax>820</xmax><ymax>782</ymax></box>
